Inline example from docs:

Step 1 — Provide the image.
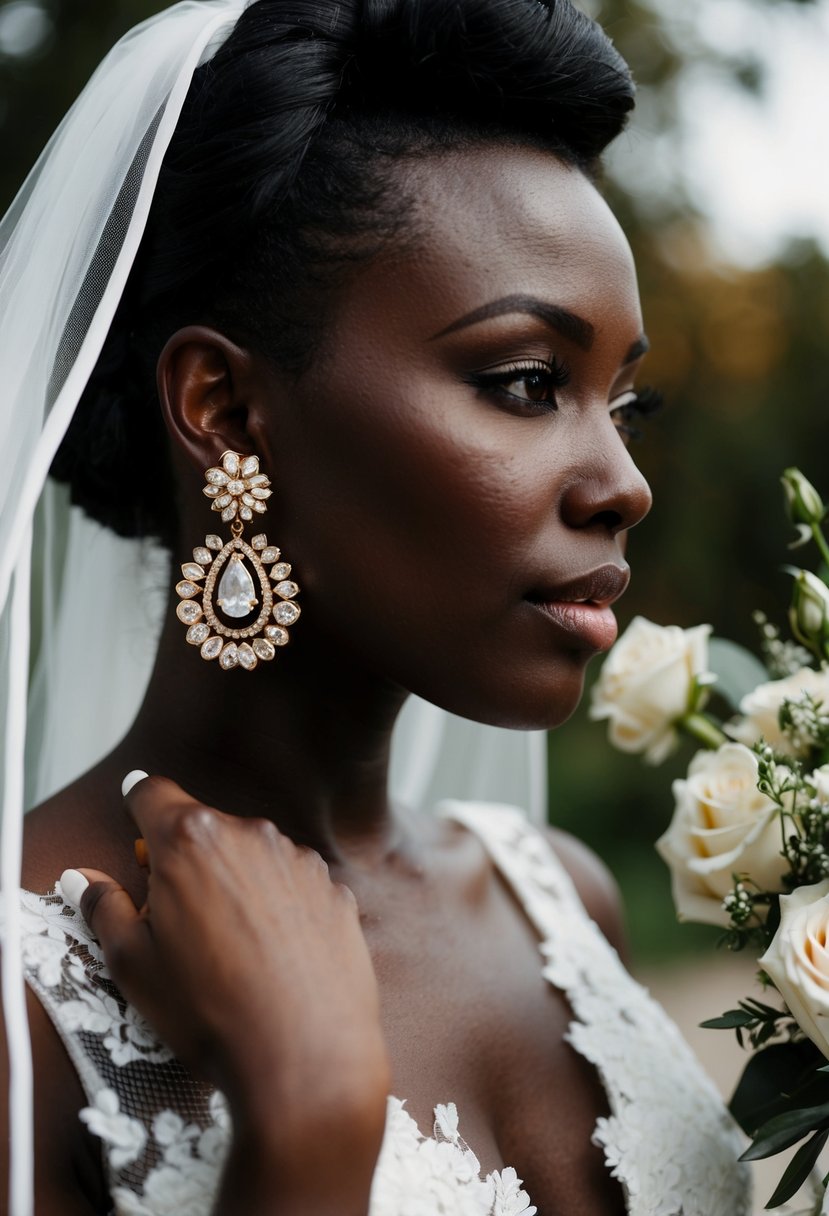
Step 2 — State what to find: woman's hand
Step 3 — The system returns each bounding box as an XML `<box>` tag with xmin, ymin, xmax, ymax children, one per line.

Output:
<box><xmin>64</xmin><ymin>773</ymin><xmax>390</xmax><ymax>1216</ymax></box>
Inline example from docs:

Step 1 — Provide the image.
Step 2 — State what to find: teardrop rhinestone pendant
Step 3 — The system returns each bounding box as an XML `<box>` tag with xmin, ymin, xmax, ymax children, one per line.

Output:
<box><xmin>175</xmin><ymin>451</ymin><xmax>301</xmax><ymax>671</ymax></box>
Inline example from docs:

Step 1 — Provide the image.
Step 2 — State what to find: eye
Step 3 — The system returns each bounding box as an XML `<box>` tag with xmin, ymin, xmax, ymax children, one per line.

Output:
<box><xmin>468</xmin><ymin>357</ymin><xmax>570</xmax><ymax>413</ymax></box>
<box><xmin>610</xmin><ymin>385</ymin><xmax>663</xmax><ymax>443</ymax></box>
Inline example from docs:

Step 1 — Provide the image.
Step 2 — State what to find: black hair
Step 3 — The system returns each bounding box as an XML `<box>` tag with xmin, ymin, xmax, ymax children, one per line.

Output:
<box><xmin>50</xmin><ymin>0</ymin><xmax>635</xmax><ymax>546</ymax></box>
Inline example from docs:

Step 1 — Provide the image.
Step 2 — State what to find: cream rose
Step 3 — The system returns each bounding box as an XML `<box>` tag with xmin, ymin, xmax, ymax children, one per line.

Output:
<box><xmin>656</xmin><ymin>743</ymin><xmax>786</xmax><ymax>927</ymax></box>
<box><xmin>813</xmin><ymin>764</ymin><xmax>829</xmax><ymax>804</ymax></box>
<box><xmin>760</xmin><ymin>880</ymin><xmax>829</xmax><ymax>1060</ymax></box>
<box><xmin>590</xmin><ymin>617</ymin><xmax>713</xmax><ymax>764</ymax></box>
<box><xmin>727</xmin><ymin>666</ymin><xmax>829</xmax><ymax>756</ymax></box>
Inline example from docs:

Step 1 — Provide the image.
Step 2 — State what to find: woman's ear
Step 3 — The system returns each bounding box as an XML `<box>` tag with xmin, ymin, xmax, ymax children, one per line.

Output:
<box><xmin>157</xmin><ymin>326</ymin><xmax>275</xmax><ymax>474</ymax></box>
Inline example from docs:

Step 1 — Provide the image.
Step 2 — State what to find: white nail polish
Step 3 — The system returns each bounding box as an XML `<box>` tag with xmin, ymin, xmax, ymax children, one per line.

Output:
<box><xmin>122</xmin><ymin>769</ymin><xmax>149</xmax><ymax>798</ymax></box>
<box><xmin>60</xmin><ymin>869</ymin><xmax>89</xmax><ymax>910</ymax></box>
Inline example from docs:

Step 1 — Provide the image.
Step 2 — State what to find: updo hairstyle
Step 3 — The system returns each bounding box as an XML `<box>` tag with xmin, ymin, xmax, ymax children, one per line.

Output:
<box><xmin>51</xmin><ymin>0</ymin><xmax>635</xmax><ymax>548</ymax></box>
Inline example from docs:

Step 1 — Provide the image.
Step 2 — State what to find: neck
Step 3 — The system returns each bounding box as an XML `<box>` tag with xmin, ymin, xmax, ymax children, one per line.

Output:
<box><xmin>116</xmin><ymin>591</ymin><xmax>409</xmax><ymax>864</ymax></box>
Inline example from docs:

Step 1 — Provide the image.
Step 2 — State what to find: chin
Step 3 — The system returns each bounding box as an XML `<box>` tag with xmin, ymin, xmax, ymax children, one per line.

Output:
<box><xmin>421</xmin><ymin>649</ymin><xmax>591</xmax><ymax>733</ymax></box>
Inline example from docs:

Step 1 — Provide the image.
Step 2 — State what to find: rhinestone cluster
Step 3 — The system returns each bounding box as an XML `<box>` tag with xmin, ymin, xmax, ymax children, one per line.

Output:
<box><xmin>203</xmin><ymin>451</ymin><xmax>272</xmax><ymax>523</ymax></box>
<box><xmin>177</xmin><ymin>450</ymin><xmax>300</xmax><ymax>671</ymax></box>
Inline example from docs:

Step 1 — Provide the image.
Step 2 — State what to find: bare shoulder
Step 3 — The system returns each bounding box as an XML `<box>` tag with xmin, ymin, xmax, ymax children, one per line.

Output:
<box><xmin>544</xmin><ymin>826</ymin><xmax>629</xmax><ymax>960</ymax></box>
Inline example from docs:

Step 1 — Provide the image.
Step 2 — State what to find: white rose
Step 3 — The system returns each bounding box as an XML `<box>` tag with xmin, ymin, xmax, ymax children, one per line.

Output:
<box><xmin>760</xmin><ymin>880</ymin><xmax>829</xmax><ymax>1060</ymax></box>
<box><xmin>813</xmin><ymin>764</ymin><xmax>829</xmax><ymax>803</ymax></box>
<box><xmin>727</xmin><ymin>666</ymin><xmax>829</xmax><ymax>756</ymax></box>
<box><xmin>590</xmin><ymin>617</ymin><xmax>713</xmax><ymax>764</ymax></box>
<box><xmin>656</xmin><ymin>743</ymin><xmax>786</xmax><ymax>927</ymax></box>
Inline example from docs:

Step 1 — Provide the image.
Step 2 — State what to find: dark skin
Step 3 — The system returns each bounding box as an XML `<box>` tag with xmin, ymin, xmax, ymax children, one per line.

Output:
<box><xmin>11</xmin><ymin>144</ymin><xmax>652</xmax><ymax>1215</ymax></box>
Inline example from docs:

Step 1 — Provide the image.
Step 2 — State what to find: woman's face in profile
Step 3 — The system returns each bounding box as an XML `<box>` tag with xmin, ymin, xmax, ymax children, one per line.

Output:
<box><xmin>264</xmin><ymin>143</ymin><xmax>652</xmax><ymax>731</ymax></box>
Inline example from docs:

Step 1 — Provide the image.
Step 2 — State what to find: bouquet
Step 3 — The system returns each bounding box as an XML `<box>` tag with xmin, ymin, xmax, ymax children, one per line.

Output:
<box><xmin>592</xmin><ymin>469</ymin><xmax>829</xmax><ymax>1212</ymax></box>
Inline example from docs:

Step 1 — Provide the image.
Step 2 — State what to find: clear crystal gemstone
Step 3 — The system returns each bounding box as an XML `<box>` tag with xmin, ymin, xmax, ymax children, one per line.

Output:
<box><xmin>176</xmin><ymin>580</ymin><xmax>200</xmax><ymax>599</ymax></box>
<box><xmin>217</xmin><ymin>556</ymin><xmax>258</xmax><ymax>619</ymax></box>
<box><xmin>201</xmin><ymin>636</ymin><xmax>223</xmax><ymax>661</ymax></box>
<box><xmin>187</xmin><ymin>623</ymin><xmax>210</xmax><ymax>645</ymax></box>
<box><xmin>261</xmin><ymin>548</ymin><xmax>280</xmax><ymax>564</ymax></box>
<box><xmin>240</xmin><ymin>506</ymin><xmax>253</xmax><ymax>521</ymax></box>
<box><xmin>250</xmin><ymin>487</ymin><xmax>272</xmax><ymax>500</ymax></box>
<box><xmin>193</xmin><ymin>547</ymin><xmax>212</xmax><ymax>565</ymax></box>
<box><xmin>203</xmin><ymin>485</ymin><xmax>221</xmax><ymax>498</ymax></box>
<box><xmin>227</xmin><ymin>479</ymin><xmax>244</xmax><ymax>496</ymax></box>
<box><xmin>181</xmin><ymin>562</ymin><xmax>205</xmax><ymax>581</ymax></box>
<box><xmin>238</xmin><ymin>643</ymin><xmax>258</xmax><ymax>671</ymax></box>
<box><xmin>241</xmin><ymin>493</ymin><xmax>255</xmax><ymax>508</ymax></box>
<box><xmin>206</xmin><ymin>535</ymin><xmax>222</xmax><ymax>550</ymax></box>
<box><xmin>265</xmin><ymin>625</ymin><xmax>290</xmax><ymax>646</ymax></box>
<box><xmin>274</xmin><ymin>601</ymin><xmax>300</xmax><ymax>626</ymax></box>
<box><xmin>177</xmin><ymin>601</ymin><xmax>203</xmax><ymax>624</ymax></box>
<box><xmin>271</xmin><ymin>563</ymin><xmax>291</xmax><ymax>579</ymax></box>
<box><xmin>251</xmin><ymin>535</ymin><xmax>267</xmax><ymax>550</ymax></box>
<box><xmin>275</xmin><ymin>581</ymin><xmax>298</xmax><ymax>600</ymax></box>
<box><xmin>223</xmin><ymin>452</ymin><xmax>240</xmax><ymax>477</ymax></box>
<box><xmin>249</xmin><ymin>473</ymin><xmax>269</xmax><ymax>487</ymax></box>
<box><xmin>221</xmin><ymin>504</ymin><xmax>238</xmax><ymax>522</ymax></box>
<box><xmin>253</xmin><ymin>501</ymin><xmax>267</xmax><ymax>514</ymax></box>
<box><xmin>219</xmin><ymin>642</ymin><xmax>239</xmax><ymax>669</ymax></box>
<box><xmin>215</xmin><ymin>493</ymin><xmax>231</xmax><ymax>509</ymax></box>
<box><xmin>253</xmin><ymin>638</ymin><xmax>276</xmax><ymax>661</ymax></box>
<box><xmin>206</xmin><ymin>468</ymin><xmax>229</xmax><ymax>486</ymax></box>
<box><xmin>241</xmin><ymin>455</ymin><xmax>259</xmax><ymax>477</ymax></box>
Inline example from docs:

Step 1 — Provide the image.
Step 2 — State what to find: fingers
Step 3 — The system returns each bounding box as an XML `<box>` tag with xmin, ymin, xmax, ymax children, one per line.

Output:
<box><xmin>121</xmin><ymin>771</ymin><xmax>213</xmax><ymax>851</ymax></box>
<box><xmin>61</xmin><ymin>867</ymin><xmax>143</xmax><ymax>950</ymax></box>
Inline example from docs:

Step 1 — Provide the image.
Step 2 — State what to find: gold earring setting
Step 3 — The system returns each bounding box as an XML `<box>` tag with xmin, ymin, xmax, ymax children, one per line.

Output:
<box><xmin>175</xmin><ymin>451</ymin><xmax>301</xmax><ymax>671</ymax></box>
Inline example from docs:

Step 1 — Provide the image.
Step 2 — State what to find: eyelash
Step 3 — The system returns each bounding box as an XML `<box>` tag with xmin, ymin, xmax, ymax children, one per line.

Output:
<box><xmin>611</xmin><ymin>386</ymin><xmax>664</xmax><ymax>442</ymax></box>
<box><xmin>467</xmin><ymin>357</ymin><xmax>571</xmax><ymax>411</ymax></box>
<box><xmin>468</xmin><ymin>358</ymin><xmax>664</xmax><ymax>441</ymax></box>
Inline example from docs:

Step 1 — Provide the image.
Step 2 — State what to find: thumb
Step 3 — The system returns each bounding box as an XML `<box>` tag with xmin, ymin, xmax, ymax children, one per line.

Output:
<box><xmin>60</xmin><ymin>867</ymin><xmax>143</xmax><ymax>958</ymax></box>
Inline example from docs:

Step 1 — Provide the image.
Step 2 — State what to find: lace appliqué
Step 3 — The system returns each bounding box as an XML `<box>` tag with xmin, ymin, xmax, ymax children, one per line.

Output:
<box><xmin>17</xmin><ymin>885</ymin><xmax>225</xmax><ymax>1215</ymax></box>
<box><xmin>441</xmin><ymin>802</ymin><xmax>752</xmax><ymax>1216</ymax></box>
<box><xmin>370</xmin><ymin>1099</ymin><xmax>536</xmax><ymax>1216</ymax></box>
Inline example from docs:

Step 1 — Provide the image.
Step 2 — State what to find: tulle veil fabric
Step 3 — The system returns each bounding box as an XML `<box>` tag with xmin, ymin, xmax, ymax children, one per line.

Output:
<box><xmin>0</xmin><ymin>3</ymin><xmax>547</xmax><ymax>1211</ymax></box>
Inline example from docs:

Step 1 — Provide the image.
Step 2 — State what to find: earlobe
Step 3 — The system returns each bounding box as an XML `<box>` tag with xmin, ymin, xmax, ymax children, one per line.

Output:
<box><xmin>157</xmin><ymin>326</ymin><xmax>272</xmax><ymax>474</ymax></box>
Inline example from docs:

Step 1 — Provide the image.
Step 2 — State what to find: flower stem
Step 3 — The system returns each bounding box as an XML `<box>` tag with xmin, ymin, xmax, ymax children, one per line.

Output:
<box><xmin>810</xmin><ymin>522</ymin><xmax>829</xmax><ymax>573</ymax></box>
<box><xmin>680</xmin><ymin>712</ymin><xmax>727</xmax><ymax>751</ymax></box>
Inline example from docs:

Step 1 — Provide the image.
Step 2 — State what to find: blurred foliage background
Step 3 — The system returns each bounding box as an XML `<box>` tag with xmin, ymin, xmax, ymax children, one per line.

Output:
<box><xmin>0</xmin><ymin>0</ymin><xmax>827</xmax><ymax>963</ymax></box>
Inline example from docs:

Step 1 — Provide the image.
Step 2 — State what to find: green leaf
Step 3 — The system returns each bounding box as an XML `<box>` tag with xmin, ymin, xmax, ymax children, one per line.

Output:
<box><xmin>700</xmin><ymin>1009</ymin><xmax>756</xmax><ymax>1030</ymax></box>
<box><xmin>741</xmin><ymin>1102</ymin><xmax>829</xmax><ymax>1160</ymax></box>
<box><xmin>730</xmin><ymin>1042</ymin><xmax>826</xmax><ymax>1135</ymax></box>
<box><xmin>765</xmin><ymin>1128</ymin><xmax>829</xmax><ymax>1208</ymax></box>
<box><xmin>709</xmin><ymin>637</ymin><xmax>770</xmax><ymax>709</ymax></box>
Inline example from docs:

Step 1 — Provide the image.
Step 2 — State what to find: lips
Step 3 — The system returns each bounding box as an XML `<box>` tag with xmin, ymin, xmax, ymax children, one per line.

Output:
<box><xmin>525</xmin><ymin>564</ymin><xmax>630</xmax><ymax>652</ymax></box>
<box><xmin>526</xmin><ymin>563</ymin><xmax>630</xmax><ymax>609</ymax></box>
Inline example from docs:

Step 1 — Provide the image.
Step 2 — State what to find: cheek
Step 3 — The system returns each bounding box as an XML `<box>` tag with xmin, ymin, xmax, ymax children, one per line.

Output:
<box><xmin>269</xmin><ymin>364</ymin><xmax>588</xmax><ymax>729</ymax></box>
<box><xmin>279</xmin><ymin>374</ymin><xmax>547</xmax><ymax>613</ymax></box>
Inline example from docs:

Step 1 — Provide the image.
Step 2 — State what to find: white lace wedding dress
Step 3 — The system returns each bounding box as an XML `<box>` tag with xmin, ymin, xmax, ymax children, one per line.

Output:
<box><xmin>17</xmin><ymin>801</ymin><xmax>750</xmax><ymax>1216</ymax></box>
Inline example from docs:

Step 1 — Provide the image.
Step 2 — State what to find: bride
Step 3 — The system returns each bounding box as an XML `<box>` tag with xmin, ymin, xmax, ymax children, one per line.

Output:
<box><xmin>0</xmin><ymin>1</ymin><xmax>751</xmax><ymax>1213</ymax></box>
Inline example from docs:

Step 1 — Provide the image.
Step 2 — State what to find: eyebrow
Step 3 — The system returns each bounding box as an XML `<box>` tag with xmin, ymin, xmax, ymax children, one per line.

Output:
<box><xmin>431</xmin><ymin>292</ymin><xmax>650</xmax><ymax>366</ymax></box>
<box><xmin>431</xmin><ymin>293</ymin><xmax>595</xmax><ymax>349</ymax></box>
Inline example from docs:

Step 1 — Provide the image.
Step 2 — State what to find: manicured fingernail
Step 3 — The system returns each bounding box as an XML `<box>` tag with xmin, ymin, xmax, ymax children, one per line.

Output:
<box><xmin>60</xmin><ymin>869</ymin><xmax>89</xmax><ymax>909</ymax></box>
<box><xmin>122</xmin><ymin>770</ymin><xmax>149</xmax><ymax>798</ymax></box>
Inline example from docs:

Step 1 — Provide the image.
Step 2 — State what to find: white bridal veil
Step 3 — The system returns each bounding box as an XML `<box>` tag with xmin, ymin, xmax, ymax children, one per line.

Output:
<box><xmin>0</xmin><ymin>2</ymin><xmax>547</xmax><ymax>1209</ymax></box>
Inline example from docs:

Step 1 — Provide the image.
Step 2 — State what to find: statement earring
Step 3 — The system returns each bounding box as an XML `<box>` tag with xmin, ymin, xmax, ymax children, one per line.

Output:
<box><xmin>175</xmin><ymin>450</ymin><xmax>301</xmax><ymax>671</ymax></box>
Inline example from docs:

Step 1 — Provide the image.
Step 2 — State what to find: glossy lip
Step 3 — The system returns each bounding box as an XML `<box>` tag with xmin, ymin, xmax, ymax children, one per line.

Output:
<box><xmin>525</xmin><ymin>564</ymin><xmax>630</xmax><ymax>652</ymax></box>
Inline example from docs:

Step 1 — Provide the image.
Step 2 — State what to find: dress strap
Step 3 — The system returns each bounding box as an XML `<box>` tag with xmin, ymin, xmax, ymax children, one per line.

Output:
<box><xmin>436</xmin><ymin>799</ymin><xmax>589</xmax><ymax>940</ymax></box>
<box><xmin>437</xmin><ymin>799</ymin><xmax>753</xmax><ymax>1216</ymax></box>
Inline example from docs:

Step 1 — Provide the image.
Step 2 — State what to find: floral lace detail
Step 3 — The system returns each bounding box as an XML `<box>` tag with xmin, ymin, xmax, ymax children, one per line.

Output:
<box><xmin>14</xmin><ymin>802</ymin><xmax>750</xmax><ymax>1214</ymax></box>
<box><xmin>440</xmin><ymin>801</ymin><xmax>752</xmax><ymax>1216</ymax></box>
<box><xmin>370</xmin><ymin>1099</ymin><xmax>536</xmax><ymax>1216</ymax></box>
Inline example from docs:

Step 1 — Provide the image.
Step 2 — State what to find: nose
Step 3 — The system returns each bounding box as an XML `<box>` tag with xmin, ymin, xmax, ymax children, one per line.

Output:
<box><xmin>561</xmin><ymin>427</ymin><xmax>652</xmax><ymax>536</ymax></box>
